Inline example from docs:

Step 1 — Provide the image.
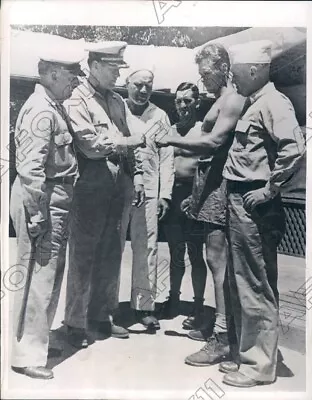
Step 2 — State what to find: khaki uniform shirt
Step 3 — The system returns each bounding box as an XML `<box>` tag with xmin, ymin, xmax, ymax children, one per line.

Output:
<box><xmin>223</xmin><ymin>82</ymin><xmax>305</xmax><ymax>195</ymax></box>
<box><xmin>64</xmin><ymin>80</ymin><xmax>144</xmax><ymax>185</ymax></box>
<box><xmin>132</xmin><ymin>102</ymin><xmax>174</xmax><ymax>200</ymax></box>
<box><xmin>14</xmin><ymin>83</ymin><xmax>77</xmax><ymax>223</ymax></box>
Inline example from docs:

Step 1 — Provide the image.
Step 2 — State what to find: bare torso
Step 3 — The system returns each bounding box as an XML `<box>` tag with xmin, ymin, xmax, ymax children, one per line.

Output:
<box><xmin>173</xmin><ymin>122</ymin><xmax>202</xmax><ymax>180</ymax></box>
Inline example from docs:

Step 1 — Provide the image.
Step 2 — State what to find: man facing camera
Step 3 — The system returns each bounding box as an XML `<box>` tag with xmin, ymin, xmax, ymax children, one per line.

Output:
<box><xmin>120</xmin><ymin>69</ymin><xmax>174</xmax><ymax>329</ymax></box>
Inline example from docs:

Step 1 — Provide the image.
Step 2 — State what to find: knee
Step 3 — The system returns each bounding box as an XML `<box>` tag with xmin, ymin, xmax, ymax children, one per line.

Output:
<box><xmin>171</xmin><ymin>241</ymin><xmax>187</xmax><ymax>268</ymax></box>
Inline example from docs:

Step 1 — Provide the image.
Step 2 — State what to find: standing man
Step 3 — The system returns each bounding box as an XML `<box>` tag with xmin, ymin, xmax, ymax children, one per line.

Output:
<box><xmin>120</xmin><ymin>69</ymin><xmax>174</xmax><ymax>329</ymax></box>
<box><xmin>157</xmin><ymin>40</ymin><xmax>305</xmax><ymax>386</ymax></box>
<box><xmin>219</xmin><ymin>40</ymin><xmax>305</xmax><ymax>387</ymax></box>
<box><xmin>157</xmin><ymin>43</ymin><xmax>246</xmax><ymax>366</ymax></box>
<box><xmin>64</xmin><ymin>42</ymin><xmax>146</xmax><ymax>348</ymax></box>
<box><xmin>161</xmin><ymin>82</ymin><xmax>207</xmax><ymax>330</ymax></box>
<box><xmin>10</xmin><ymin>43</ymin><xmax>85</xmax><ymax>379</ymax></box>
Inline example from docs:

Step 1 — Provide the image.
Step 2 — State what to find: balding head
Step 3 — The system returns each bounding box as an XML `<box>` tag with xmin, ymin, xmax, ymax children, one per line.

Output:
<box><xmin>126</xmin><ymin>69</ymin><xmax>154</xmax><ymax>85</ymax></box>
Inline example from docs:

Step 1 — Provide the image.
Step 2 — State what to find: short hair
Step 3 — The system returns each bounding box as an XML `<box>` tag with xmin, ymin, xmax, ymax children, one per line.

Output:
<box><xmin>175</xmin><ymin>82</ymin><xmax>199</xmax><ymax>100</ymax></box>
<box><xmin>126</xmin><ymin>69</ymin><xmax>154</xmax><ymax>85</ymax></box>
<box><xmin>195</xmin><ymin>43</ymin><xmax>230</xmax><ymax>69</ymax></box>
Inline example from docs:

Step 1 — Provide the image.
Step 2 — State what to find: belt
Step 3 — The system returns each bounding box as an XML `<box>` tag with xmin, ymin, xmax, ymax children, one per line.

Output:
<box><xmin>46</xmin><ymin>176</ymin><xmax>76</xmax><ymax>185</ymax></box>
<box><xmin>227</xmin><ymin>180</ymin><xmax>267</xmax><ymax>193</ymax></box>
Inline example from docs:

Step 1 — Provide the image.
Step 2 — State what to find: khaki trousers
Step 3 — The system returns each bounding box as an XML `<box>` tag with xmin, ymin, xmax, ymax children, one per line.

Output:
<box><xmin>10</xmin><ymin>176</ymin><xmax>73</xmax><ymax>367</ymax></box>
<box><xmin>227</xmin><ymin>181</ymin><xmax>285</xmax><ymax>381</ymax></box>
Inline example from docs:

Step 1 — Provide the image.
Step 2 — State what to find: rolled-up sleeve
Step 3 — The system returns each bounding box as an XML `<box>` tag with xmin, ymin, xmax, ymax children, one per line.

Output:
<box><xmin>15</xmin><ymin>106</ymin><xmax>53</xmax><ymax>223</ymax></box>
<box><xmin>263</xmin><ymin>95</ymin><xmax>306</xmax><ymax>196</ymax></box>
<box><xmin>65</xmin><ymin>97</ymin><xmax>113</xmax><ymax>159</ymax></box>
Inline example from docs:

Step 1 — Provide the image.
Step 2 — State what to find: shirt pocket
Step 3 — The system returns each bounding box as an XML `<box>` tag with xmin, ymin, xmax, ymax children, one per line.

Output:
<box><xmin>232</xmin><ymin>119</ymin><xmax>251</xmax><ymax>151</ymax></box>
<box><xmin>54</xmin><ymin>131</ymin><xmax>73</xmax><ymax>147</ymax></box>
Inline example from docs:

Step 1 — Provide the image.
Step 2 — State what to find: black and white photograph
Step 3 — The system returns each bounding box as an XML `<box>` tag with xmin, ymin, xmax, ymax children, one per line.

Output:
<box><xmin>1</xmin><ymin>1</ymin><xmax>311</xmax><ymax>399</ymax></box>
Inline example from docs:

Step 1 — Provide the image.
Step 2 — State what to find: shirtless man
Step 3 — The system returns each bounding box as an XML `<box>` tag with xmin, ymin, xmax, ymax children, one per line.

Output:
<box><xmin>161</xmin><ymin>82</ymin><xmax>207</xmax><ymax>330</ymax></box>
<box><xmin>157</xmin><ymin>43</ymin><xmax>247</xmax><ymax>366</ymax></box>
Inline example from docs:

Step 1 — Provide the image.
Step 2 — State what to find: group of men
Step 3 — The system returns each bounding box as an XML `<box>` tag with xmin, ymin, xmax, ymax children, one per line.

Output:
<box><xmin>10</xmin><ymin>34</ymin><xmax>305</xmax><ymax>389</ymax></box>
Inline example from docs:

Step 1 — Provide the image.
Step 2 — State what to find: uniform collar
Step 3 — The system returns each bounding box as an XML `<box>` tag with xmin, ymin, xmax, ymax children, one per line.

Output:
<box><xmin>34</xmin><ymin>83</ymin><xmax>61</xmax><ymax>108</ymax></box>
<box><xmin>249</xmin><ymin>81</ymin><xmax>275</xmax><ymax>104</ymax></box>
<box><xmin>86</xmin><ymin>79</ymin><xmax>117</xmax><ymax>100</ymax></box>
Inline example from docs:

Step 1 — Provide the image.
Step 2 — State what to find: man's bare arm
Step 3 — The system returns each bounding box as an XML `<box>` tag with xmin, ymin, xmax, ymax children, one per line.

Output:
<box><xmin>164</xmin><ymin>94</ymin><xmax>246</xmax><ymax>154</ymax></box>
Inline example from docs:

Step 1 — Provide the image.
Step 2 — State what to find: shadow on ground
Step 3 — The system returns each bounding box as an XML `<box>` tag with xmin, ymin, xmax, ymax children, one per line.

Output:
<box><xmin>46</xmin><ymin>301</ymin><xmax>297</xmax><ymax>379</ymax></box>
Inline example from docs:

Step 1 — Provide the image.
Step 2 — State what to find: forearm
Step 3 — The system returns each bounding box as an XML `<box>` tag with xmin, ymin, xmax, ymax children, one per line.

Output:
<box><xmin>174</xmin><ymin>147</ymin><xmax>197</xmax><ymax>157</ymax></box>
<box><xmin>169</xmin><ymin>136</ymin><xmax>216</xmax><ymax>154</ymax></box>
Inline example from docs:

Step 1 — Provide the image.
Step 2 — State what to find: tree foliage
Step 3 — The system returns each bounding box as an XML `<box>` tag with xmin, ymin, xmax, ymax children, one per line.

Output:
<box><xmin>11</xmin><ymin>25</ymin><xmax>248</xmax><ymax>48</ymax></box>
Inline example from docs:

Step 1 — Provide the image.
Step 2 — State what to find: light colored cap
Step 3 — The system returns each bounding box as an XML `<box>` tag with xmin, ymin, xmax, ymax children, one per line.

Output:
<box><xmin>85</xmin><ymin>41</ymin><xmax>129</xmax><ymax>68</ymax></box>
<box><xmin>229</xmin><ymin>40</ymin><xmax>273</xmax><ymax>64</ymax></box>
<box><xmin>38</xmin><ymin>37</ymin><xmax>86</xmax><ymax>75</ymax></box>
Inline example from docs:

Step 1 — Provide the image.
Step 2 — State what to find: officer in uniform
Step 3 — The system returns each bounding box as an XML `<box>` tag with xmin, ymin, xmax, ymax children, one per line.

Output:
<box><xmin>64</xmin><ymin>42</ymin><xmax>146</xmax><ymax>347</ymax></box>
<box><xmin>10</xmin><ymin>41</ymin><xmax>85</xmax><ymax>379</ymax></box>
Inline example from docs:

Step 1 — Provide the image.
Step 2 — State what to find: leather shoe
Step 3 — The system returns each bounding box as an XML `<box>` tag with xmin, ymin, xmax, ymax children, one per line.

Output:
<box><xmin>96</xmin><ymin>321</ymin><xmax>129</xmax><ymax>339</ymax></box>
<box><xmin>12</xmin><ymin>366</ymin><xmax>54</xmax><ymax>380</ymax></box>
<box><xmin>137</xmin><ymin>311</ymin><xmax>160</xmax><ymax>330</ymax></box>
<box><xmin>222</xmin><ymin>371</ymin><xmax>272</xmax><ymax>387</ymax></box>
<box><xmin>67</xmin><ymin>326</ymin><xmax>89</xmax><ymax>348</ymax></box>
<box><xmin>219</xmin><ymin>360</ymin><xmax>239</xmax><ymax>374</ymax></box>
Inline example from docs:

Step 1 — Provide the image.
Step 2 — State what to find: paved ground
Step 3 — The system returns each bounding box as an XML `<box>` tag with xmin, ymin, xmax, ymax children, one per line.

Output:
<box><xmin>2</xmin><ymin>239</ymin><xmax>307</xmax><ymax>399</ymax></box>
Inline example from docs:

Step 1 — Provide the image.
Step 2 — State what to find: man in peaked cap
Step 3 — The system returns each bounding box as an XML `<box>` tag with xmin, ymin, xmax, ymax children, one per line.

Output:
<box><xmin>218</xmin><ymin>40</ymin><xmax>305</xmax><ymax>387</ymax></box>
<box><xmin>10</xmin><ymin>38</ymin><xmax>85</xmax><ymax>379</ymax></box>
<box><xmin>64</xmin><ymin>41</ymin><xmax>147</xmax><ymax>347</ymax></box>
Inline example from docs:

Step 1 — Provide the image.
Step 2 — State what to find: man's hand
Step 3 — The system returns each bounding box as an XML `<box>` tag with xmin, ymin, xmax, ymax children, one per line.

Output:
<box><xmin>157</xmin><ymin>198</ymin><xmax>170</xmax><ymax>221</ymax></box>
<box><xmin>180</xmin><ymin>196</ymin><xmax>191</xmax><ymax>213</ymax></box>
<box><xmin>133</xmin><ymin>184</ymin><xmax>145</xmax><ymax>207</ymax></box>
<box><xmin>155</xmin><ymin>131</ymin><xmax>170</xmax><ymax>148</ymax></box>
<box><xmin>97</xmin><ymin>136</ymin><xmax>116</xmax><ymax>155</ymax></box>
<box><xmin>27</xmin><ymin>220</ymin><xmax>48</xmax><ymax>239</ymax></box>
<box><xmin>243</xmin><ymin>187</ymin><xmax>271</xmax><ymax>212</ymax></box>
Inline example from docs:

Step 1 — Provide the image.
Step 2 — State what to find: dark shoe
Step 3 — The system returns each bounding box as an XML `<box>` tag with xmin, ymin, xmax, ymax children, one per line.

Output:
<box><xmin>182</xmin><ymin>297</ymin><xmax>204</xmax><ymax>330</ymax></box>
<box><xmin>137</xmin><ymin>311</ymin><xmax>160</xmax><ymax>330</ymax></box>
<box><xmin>158</xmin><ymin>292</ymin><xmax>180</xmax><ymax>319</ymax></box>
<box><xmin>67</xmin><ymin>326</ymin><xmax>89</xmax><ymax>349</ymax></box>
<box><xmin>184</xmin><ymin>332</ymin><xmax>230</xmax><ymax>366</ymax></box>
<box><xmin>182</xmin><ymin>315</ymin><xmax>197</xmax><ymax>330</ymax></box>
<box><xmin>12</xmin><ymin>366</ymin><xmax>54</xmax><ymax>380</ymax></box>
<box><xmin>222</xmin><ymin>371</ymin><xmax>273</xmax><ymax>388</ymax></box>
<box><xmin>219</xmin><ymin>360</ymin><xmax>239</xmax><ymax>374</ymax></box>
<box><xmin>97</xmin><ymin>321</ymin><xmax>129</xmax><ymax>339</ymax></box>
